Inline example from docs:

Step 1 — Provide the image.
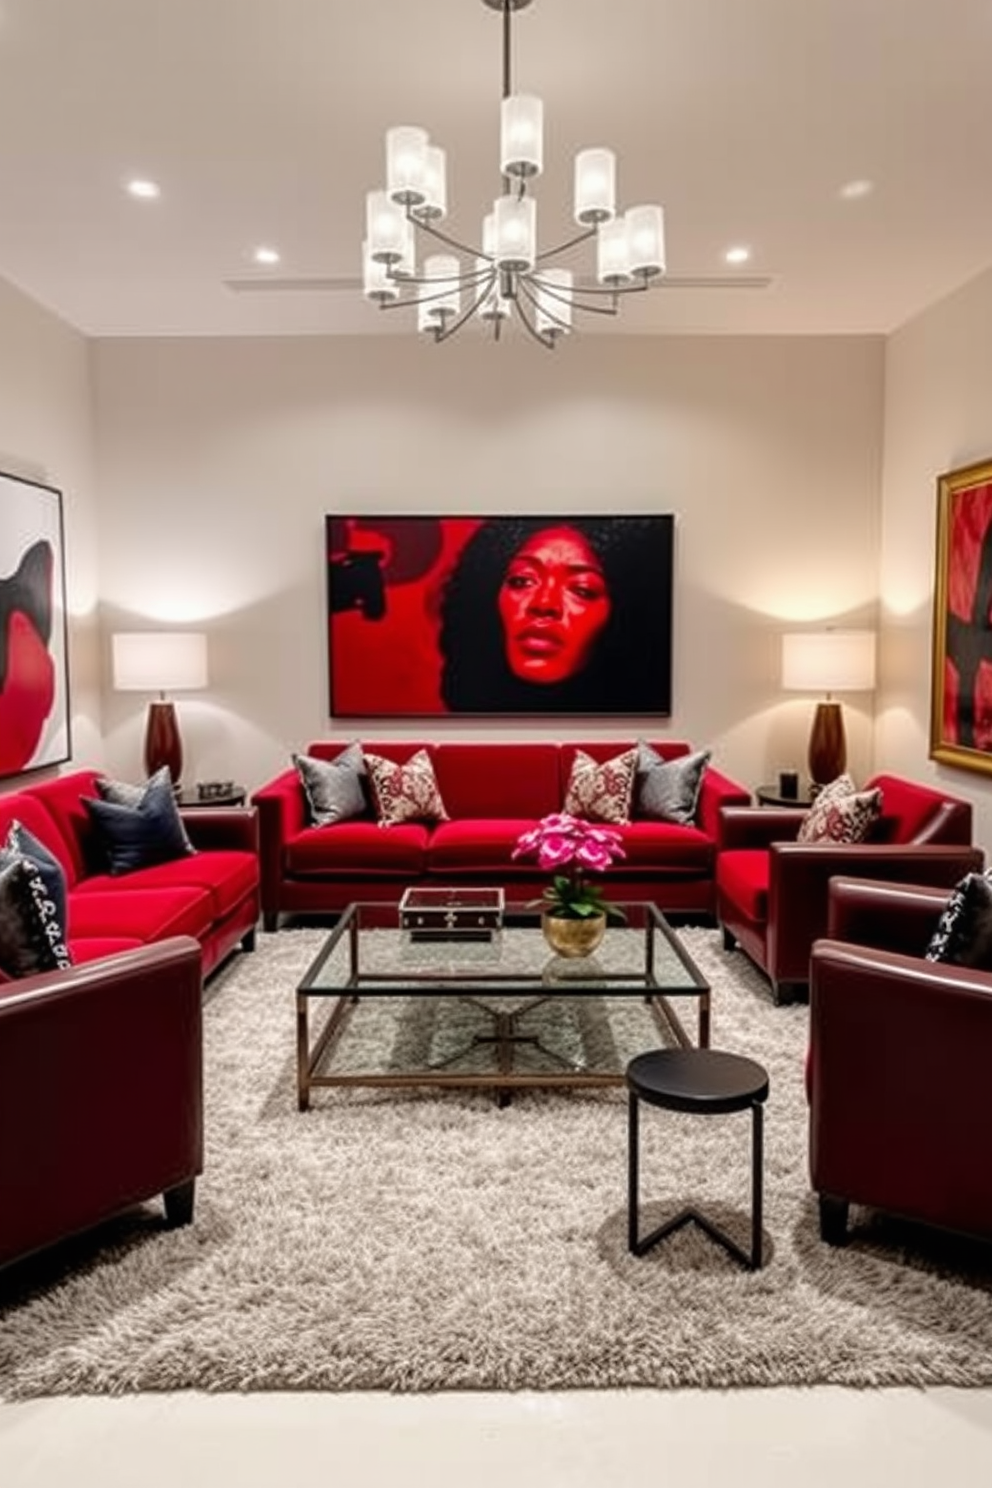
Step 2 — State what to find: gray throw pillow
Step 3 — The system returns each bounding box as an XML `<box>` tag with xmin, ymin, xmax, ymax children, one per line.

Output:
<box><xmin>635</xmin><ymin>742</ymin><xmax>711</xmax><ymax>825</ymax></box>
<box><xmin>925</xmin><ymin>872</ymin><xmax>992</xmax><ymax>968</ymax></box>
<box><xmin>294</xmin><ymin>743</ymin><xmax>368</xmax><ymax>827</ymax></box>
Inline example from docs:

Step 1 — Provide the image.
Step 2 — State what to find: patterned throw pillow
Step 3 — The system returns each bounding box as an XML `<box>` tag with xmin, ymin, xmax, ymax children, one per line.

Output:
<box><xmin>796</xmin><ymin>773</ymin><xmax>882</xmax><ymax>845</ymax></box>
<box><xmin>563</xmin><ymin>747</ymin><xmax>637</xmax><ymax>825</ymax></box>
<box><xmin>293</xmin><ymin>743</ymin><xmax>368</xmax><ymax>827</ymax></box>
<box><xmin>364</xmin><ymin>749</ymin><xmax>449</xmax><ymax>828</ymax></box>
<box><xmin>634</xmin><ymin>742</ymin><xmax>711</xmax><ymax>825</ymax></box>
<box><xmin>925</xmin><ymin>872</ymin><xmax>992</xmax><ymax>968</ymax></box>
<box><xmin>0</xmin><ymin>851</ymin><xmax>72</xmax><ymax>977</ymax></box>
<box><xmin>3</xmin><ymin>821</ymin><xmax>69</xmax><ymax>934</ymax></box>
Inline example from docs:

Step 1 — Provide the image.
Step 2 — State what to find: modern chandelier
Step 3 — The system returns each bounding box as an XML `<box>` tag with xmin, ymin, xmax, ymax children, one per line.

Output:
<box><xmin>363</xmin><ymin>0</ymin><xmax>666</xmax><ymax>349</ymax></box>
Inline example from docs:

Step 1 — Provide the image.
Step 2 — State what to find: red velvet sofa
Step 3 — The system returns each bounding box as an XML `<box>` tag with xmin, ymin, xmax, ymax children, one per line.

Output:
<box><xmin>0</xmin><ymin>936</ymin><xmax>203</xmax><ymax>1270</ymax></box>
<box><xmin>716</xmin><ymin>773</ymin><xmax>982</xmax><ymax>1003</ymax></box>
<box><xmin>809</xmin><ymin>877</ymin><xmax>992</xmax><ymax>1247</ymax></box>
<box><xmin>252</xmin><ymin>740</ymin><xmax>751</xmax><ymax>930</ymax></box>
<box><xmin>0</xmin><ymin>769</ymin><xmax>260</xmax><ymax>979</ymax></box>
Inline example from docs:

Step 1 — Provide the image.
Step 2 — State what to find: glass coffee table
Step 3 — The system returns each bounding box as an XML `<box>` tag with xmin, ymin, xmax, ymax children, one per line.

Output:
<box><xmin>295</xmin><ymin>901</ymin><xmax>710</xmax><ymax>1110</ymax></box>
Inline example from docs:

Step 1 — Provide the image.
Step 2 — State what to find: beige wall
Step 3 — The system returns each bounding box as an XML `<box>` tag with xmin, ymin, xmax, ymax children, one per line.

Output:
<box><xmin>879</xmin><ymin>262</ymin><xmax>992</xmax><ymax>854</ymax></box>
<box><xmin>91</xmin><ymin>333</ymin><xmax>883</xmax><ymax>794</ymax></box>
<box><xmin>0</xmin><ymin>276</ymin><xmax>102</xmax><ymax>785</ymax></box>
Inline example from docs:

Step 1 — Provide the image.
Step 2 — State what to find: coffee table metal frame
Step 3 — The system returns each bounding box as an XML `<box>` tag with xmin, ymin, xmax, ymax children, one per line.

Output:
<box><xmin>295</xmin><ymin>900</ymin><xmax>711</xmax><ymax>1110</ymax></box>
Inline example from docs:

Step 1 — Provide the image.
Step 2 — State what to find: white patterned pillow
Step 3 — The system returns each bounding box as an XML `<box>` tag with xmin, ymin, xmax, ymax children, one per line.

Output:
<box><xmin>563</xmin><ymin>748</ymin><xmax>637</xmax><ymax>825</ymax></box>
<box><xmin>797</xmin><ymin>773</ymin><xmax>882</xmax><ymax>845</ymax></box>
<box><xmin>364</xmin><ymin>749</ymin><xmax>449</xmax><ymax>828</ymax></box>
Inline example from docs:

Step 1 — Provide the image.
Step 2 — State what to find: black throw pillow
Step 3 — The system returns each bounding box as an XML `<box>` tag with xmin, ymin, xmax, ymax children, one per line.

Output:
<box><xmin>96</xmin><ymin>765</ymin><xmax>194</xmax><ymax>852</ymax></box>
<box><xmin>3</xmin><ymin>820</ymin><xmax>69</xmax><ymax>934</ymax></box>
<box><xmin>925</xmin><ymin>872</ymin><xmax>992</xmax><ymax>969</ymax></box>
<box><xmin>0</xmin><ymin>853</ymin><xmax>72</xmax><ymax>977</ymax></box>
<box><xmin>85</xmin><ymin>770</ymin><xmax>195</xmax><ymax>876</ymax></box>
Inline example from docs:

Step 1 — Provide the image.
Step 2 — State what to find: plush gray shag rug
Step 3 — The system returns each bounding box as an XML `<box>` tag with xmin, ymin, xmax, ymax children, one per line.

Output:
<box><xmin>3</xmin><ymin>924</ymin><xmax>992</xmax><ymax>1398</ymax></box>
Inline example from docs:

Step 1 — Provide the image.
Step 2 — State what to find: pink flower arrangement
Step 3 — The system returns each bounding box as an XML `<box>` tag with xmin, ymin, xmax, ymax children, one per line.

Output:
<box><xmin>512</xmin><ymin>812</ymin><xmax>627</xmax><ymax>921</ymax></box>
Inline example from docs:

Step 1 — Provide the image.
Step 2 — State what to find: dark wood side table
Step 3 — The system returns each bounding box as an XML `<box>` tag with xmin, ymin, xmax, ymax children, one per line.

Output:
<box><xmin>626</xmin><ymin>1047</ymin><xmax>769</xmax><ymax>1270</ymax></box>
<box><xmin>755</xmin><ymin>784</ymin><xmax>813</xmax><ymax>808</ymax></box>
<box><xmin>177</xmin><ymin>786</ymin><xmax>247</xmax><ymax>808</ymax></box>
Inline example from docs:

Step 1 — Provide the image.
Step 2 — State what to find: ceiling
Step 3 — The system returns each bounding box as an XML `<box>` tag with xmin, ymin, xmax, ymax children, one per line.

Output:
<box><xmin>0</xmin><ymin>0</ymin><xmax>991</xmax><ymax>340</ymax></box>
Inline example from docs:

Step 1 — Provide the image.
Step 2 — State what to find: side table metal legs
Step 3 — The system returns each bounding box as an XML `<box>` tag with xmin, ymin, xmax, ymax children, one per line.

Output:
<box><xmin>627</xmin><ymin>1091</ymin><xmax>764</xmax><ymax>1270</ymax></box>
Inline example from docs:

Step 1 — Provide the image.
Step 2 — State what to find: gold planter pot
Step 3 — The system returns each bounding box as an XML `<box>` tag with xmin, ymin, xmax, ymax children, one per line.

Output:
<box><xmin>541</xmin><ymin>911</ymin><xmax>607</xmax><ymax>959</ymax></box>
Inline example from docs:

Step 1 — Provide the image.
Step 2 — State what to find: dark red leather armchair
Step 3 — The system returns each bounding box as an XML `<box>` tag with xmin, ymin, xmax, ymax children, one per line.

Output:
<box><xmin>809</xmin><ymin>876</ymin><xmax>992</xmax><ymax>1247</ymax></box>
<box><xmin>716</xmin><ymin>773</ymin><xmax>982</xmax><ymax>1002</ymax></box>
<box><xmin>0</xmin><ymin>936</ymin><xmax>203</xmax><ymax>1271</ymax></box>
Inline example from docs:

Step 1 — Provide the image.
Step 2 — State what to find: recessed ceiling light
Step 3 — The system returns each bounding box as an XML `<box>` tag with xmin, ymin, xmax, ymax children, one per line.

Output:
<box><xmin>839</xmin><ymin>179</ymin><xmax>873</xmax><ymax>200</ymax></box>
<box><xmin>126</xmin><ymin>178</ymin><xmax>160</xmax><ymax>200</ymax></box>
<box><xmin>724</xmin><ymin>246</ymin><xmax>751</xmax><ymax>265</ymax></box>
<box><xmin>253</xmin><ymin>246</ymin><xmax>281</xmax><ymax>266</ymax></box>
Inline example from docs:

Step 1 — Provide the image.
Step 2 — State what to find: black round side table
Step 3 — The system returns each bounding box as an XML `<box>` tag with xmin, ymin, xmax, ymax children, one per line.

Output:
<box><xmin>626</xmin><ymin>1048</ymin><xmax>769</xmax><ymax>1271</ymax></box>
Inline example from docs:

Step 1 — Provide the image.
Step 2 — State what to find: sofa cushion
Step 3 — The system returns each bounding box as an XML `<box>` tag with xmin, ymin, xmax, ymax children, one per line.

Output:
<box><xmin>427</xmin><ymin>819</ymin><xmax>550</xmax><ymax>875</ymax></box>
<box><xmin>67</xmin><ymin>886</ymin><xmax>214</xmax><ymax>944</ymax></box>
<box><xmin>84</xmin><ymin>771</ymin><xmax>196</xmax><ymax>875</ymax></box>
<box><xmin>365</xmin><ymin>748</ymin><xmax>449</xmax><ymax>827</ymax></box>
<box><xmin>612</xmin><ymin>822</ymin><xmax>713</xmax><ymax>872</ymax></box>
<box><xmin>563</xmin><ymin>747</ymin><xmax>637</xmax><ymax>824</ymax></box>
<box><xmin>867</xmin><ymin>774</ymin><xmax>955</xmax><ymax>845</ymax></box>
<box><xmin>0</xmin><ymin>853</ymin><xmax>73</xmax><ymax>977</ymax></box>
<box><xmin>797</xmin><ymin>774</ymin><xmax>882</xmax><ymax>845</ymax></box>
<box><xmin>285</xmin><ymin>822</ymin><xmax>429</xmax><ymax>877</ymax></box>
<box><xmin>634</xmin><ymin>742</ymin><xmax>711</xmax><ymax>825</ymax></box>
<box><xmin>432</xmin><ymin>744</ymin><xmax>562</xmax><ymax>819</ymax></box>
<box><xmin>293</xmin><ymin>743</ymin><xmax>368</xmax><ymax>826</ymax></box>
<box><xmin>717</xmin><ymin>850</ymin><xmax>770</xmax><ymax>924</ymax></box>
<box><xmin>74</xmin><ymin>850</ymin><xmax>258</xmax><ymax>923</ymax></box>
<box><xmin>17</xmin><ymin>769</ymin><xmax>104</xmax><ymax>885</ymax></box>
<box><xmin>925</xmin><ymin>872</ymin><xmax>992</xmax><ymax>968</ymax></box>
<box><xmin>0</xmin><ymin>795</ymin><xmax>76</xmax><ymax>887</ymax></box>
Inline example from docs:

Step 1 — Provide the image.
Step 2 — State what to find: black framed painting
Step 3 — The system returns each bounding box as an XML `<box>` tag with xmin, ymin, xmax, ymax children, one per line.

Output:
<box><xmin>0</xmin><ymin>470</ymin><xmax>71</xmax><ymax>778</ymax></box>
<box><xmin>326</xmin><ymin>514</ymin><xmax>674</xmax><ymax>717</ymax></box>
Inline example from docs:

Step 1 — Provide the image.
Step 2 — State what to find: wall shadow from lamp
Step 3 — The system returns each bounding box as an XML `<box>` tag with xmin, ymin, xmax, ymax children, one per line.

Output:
<box><xmin>112</xmin><ymin>632</ymin><xmax>208</xmax><ymax>788</ymax></box>
<box><xmin>781</xmin><ymin>630</ymin><xmax>876</xmax><ymax>787</ymax></box>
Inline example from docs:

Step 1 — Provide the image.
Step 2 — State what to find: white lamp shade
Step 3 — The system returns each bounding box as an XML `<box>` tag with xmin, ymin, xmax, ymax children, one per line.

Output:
<box><xmin>419</xmin><ymin>145</ymin><xmax>447</xmax><ymax>221</ymax></box>
<box><xmin>500</xmin><ymin>94</ymin><xmax>543</xmax><ymax>178</ymax></box>
<box><xmin>366</xmin><ymin>190</ymin><xmax>407</xmax><ymax>264</ymax></box>
<box><xmin>420</xmin><ymin>254</ymin><xmax>460</xmax><ymax>327</ymax></box>
<box><xmin>597</xmin><ymin>217</ymin><xmax>631</xmax><ymax>284</ymax></box>
<box><xmin>535</xmin><ymin>268</ymin><xmax>573</xmax><ymax>336</ymax></box>
<box><xmin>574</xmin><ymin>148</ymin><xmax>616</xmax><ymax>225</ymax></box>
<box><xmin>781</xmin><ymin>631</ymin><xmax>876</xmax><ymax>694</ymax></box>
<box><xmin>493</xmin><ymin>194</ymin><xmax>536</xmax><ymax>271</ymax></box>
<box><xmin>386</xmin><ymin>126</ymin><xmax>429</xmax><ymax>207</ymax></box>
<box><xmin>112</xmin><ymin>632</ymin><xmax>208</xmax><ymax>692</ymax></box>
<box><xmin>626</xmin><ymin>204</ymin><xmax>666</xmax><ymax>278</ymax></box>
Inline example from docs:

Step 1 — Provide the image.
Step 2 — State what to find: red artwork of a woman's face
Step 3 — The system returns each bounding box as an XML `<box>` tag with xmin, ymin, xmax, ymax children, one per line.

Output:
<box><xmin>498</xmin><ymin>526</ymin><xmax>612</xmax><ymax>686</ymax></box>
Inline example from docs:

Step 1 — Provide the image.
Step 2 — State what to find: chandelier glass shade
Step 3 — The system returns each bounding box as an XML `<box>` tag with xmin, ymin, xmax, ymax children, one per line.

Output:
<box><xmin>363</xmin><ymin>0</ymin><xmax>666</xmax><ymax>349</ymax></box>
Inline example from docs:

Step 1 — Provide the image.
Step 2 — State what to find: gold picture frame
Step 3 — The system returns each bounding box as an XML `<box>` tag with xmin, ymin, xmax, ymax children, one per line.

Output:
<box><xmin>930</xmin><ymin>457</ymin><xmax>992</xmax><ymax>777</ymax></box>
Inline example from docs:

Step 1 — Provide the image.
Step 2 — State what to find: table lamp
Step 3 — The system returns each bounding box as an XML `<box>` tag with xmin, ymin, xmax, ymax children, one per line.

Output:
<box><xmin>781</xmin><ymin>630</ymin><xmax>876</xmax><ymax>787</ymax></box>
<box><xmin>112</xmin><ymin>631</ymin><xmax>208</xmax><ymax>788</ymax></box>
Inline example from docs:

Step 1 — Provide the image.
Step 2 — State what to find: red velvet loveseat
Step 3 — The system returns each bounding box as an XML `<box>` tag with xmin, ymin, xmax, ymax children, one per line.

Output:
<box><xmin>252</xmin><ymin>740</ymin><xmax>750</xmax><ymax>930</ymax></box>
<box><xmin>0</xmin><ymin>768</ymin><xmax>260</xmax><ymax>978</ymax></box>
<box><xmin>716</xmin><ymin>773</ymin><xmax>982</xmax><ymax>1003</ymax></box>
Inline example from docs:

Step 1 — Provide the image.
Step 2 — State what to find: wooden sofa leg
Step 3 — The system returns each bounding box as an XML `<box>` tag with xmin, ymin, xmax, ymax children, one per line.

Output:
<box><xmin>818</xmin><ymin>1194</ymin><xmax>849</xmax><ymax>1246</ymax></box>
<box><xmin>262</xmin><ymin>911</ymin><xmax>279</xmax><ymax>933</ymax></box>
<box><xmin>242</xmin><ymin>927</ymin><xmax>257</xmax><ymax>953</ymax></box>
<box><xmin>164</xmin><ymin>1179</ymin><xmax>195</xmax><ymax>1228</ymax></box>
<box><xmin>721</xmin><ymin>926</ymin><xmax>736</xmax><ymax>951</ymax></box>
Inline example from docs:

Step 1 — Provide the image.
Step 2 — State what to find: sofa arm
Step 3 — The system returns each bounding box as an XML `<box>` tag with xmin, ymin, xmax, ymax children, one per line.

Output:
<box><xmin>0</xmin><ymin>937</ymin><xmax>204</xmax><ymax>1269</ymax></box>
<box><xmin>252</xmin><ymin>770</ymin><xmax>307</xmax><ymax>922</ymax></box>
<box><xmin>696</xmin><ymin>769</ymin><xmax>751</xmax><ymax>842</ymax></box>
<box><xmin>826</xmin><ymin>876</ymin><xmax>953</xmax><ymax>958</ymax></box>
<box><xmin>180</xmin><ymin>805</ymin><xmax>259</xmax><ymax>854</ymax></box>
<box><xmin>809</xmin><ymin>939</ymin><xmax>992</xmax><ymax>1239</ymax></box>
<box><xmin>717</xmin><ymin>805</ymin><xmax>808</xmax><ymax>851</ymax></box>
<box><xmin>769</xmin><ymin>843</ymin><xmax>983</xmax><ymax>984</ymax></box>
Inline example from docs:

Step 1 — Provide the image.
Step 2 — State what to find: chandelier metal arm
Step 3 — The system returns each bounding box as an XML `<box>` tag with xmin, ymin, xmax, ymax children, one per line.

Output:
<box><xmin>524</xmin><ymin>274</ymin><xmax>621</xmax><ymax>319</ymax></box>
<box><xmin>433</xmin><ymin>272</ymin><xmax>501</xmax><ymax>343</ymax></box>
<box><xmin>517</xmin><ymin>276</ymin><xmax>572</xmax><ymax>335</ymax></box>
<box><xmin>404</xmin><ymin>210</ymin><xmax>483</xmax><ymax>262</ymax></box>
<box><xmin>533</xmin><ymin>225</ymin><xmax>597</xmax><ymax>263</ymax></box>
<box><xmin>510</xmin><ymin>288</ymin><xmax>555</xmax><ymax>351</ymax></box>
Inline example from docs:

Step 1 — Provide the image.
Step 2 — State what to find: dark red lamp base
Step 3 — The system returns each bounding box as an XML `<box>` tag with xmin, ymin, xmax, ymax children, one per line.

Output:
<box><xmin>144</xmin><ymin>700</ymin><xmax>183</xmax><ymax>787</ymax></box>
<box><xmin>807</xmin><ymin>701</ymin><xmax>846</xmax><ymax>787</ymax></box>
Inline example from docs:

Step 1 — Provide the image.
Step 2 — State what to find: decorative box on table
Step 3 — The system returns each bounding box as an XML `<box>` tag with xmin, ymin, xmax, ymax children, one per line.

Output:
<box><xmin>399</xmin><ymin>886</ymin><xmax>505</xmax><ymax>941</ymax></box>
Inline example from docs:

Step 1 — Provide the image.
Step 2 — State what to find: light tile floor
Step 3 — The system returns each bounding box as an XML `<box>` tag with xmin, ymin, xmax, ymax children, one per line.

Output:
<box><xmin>3</xmin><ymin>1388</ymin><xmax>992</xmax><ymax>1488</ymax></box>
